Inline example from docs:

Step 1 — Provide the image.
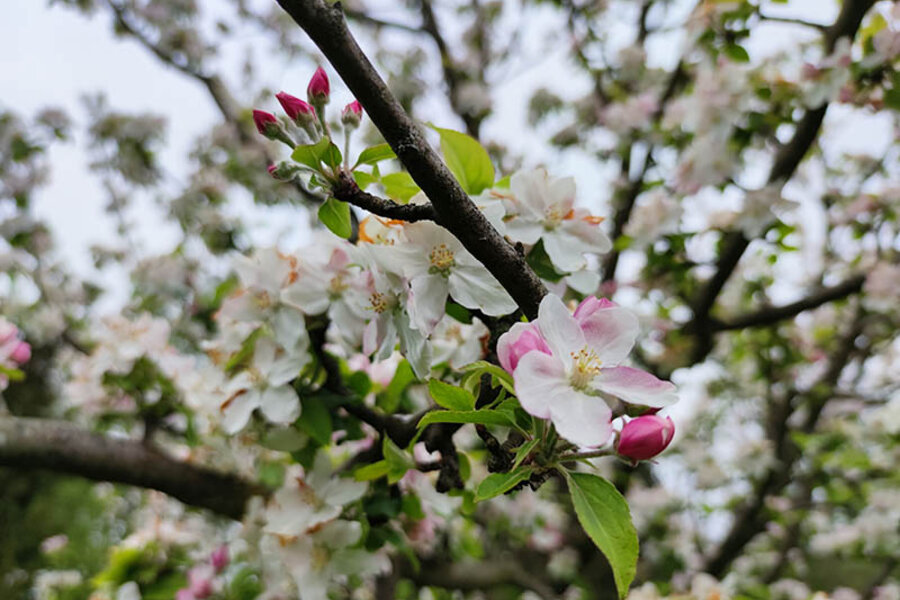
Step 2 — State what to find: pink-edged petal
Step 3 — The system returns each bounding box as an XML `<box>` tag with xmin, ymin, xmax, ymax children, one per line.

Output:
<box><xmin>497</xmin><ymin>321</ymin><xmax>551</xmax><ymax>374</ymax></box>
<box><xmin>536</xmin><ymin>294</ymin><xmax>584</xmax><ymax>365</ymax></box>
<box><xmin>548</xmin><ymin>391</ymin><xmax>613</xmax><ymax>448</ymax></box>
<box><xmin>577</xmin><ymin>305</ymin><xmax>639</xmax><ymax>365</ymax></box>
<box><xmin>594</xmin><ymin>366</ymin><xmax>678</xmax><ymax>408</ymax></box>
<box><xmin>513</xmin><ymin>351</ymin><xmax>568</xmax><ymax>419</ymax></box>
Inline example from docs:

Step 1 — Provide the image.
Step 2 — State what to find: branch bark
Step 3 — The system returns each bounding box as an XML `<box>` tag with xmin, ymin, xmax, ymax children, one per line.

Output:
<box><xmin>274</xmin><ymin>0</ymin><xmax>547</xmax><ymax>319</ymax></box>
<box><xmin>0</xmin><ymin>416</ymin><xmax>265</xmax><ymax>519</ymax></box>
<box><xmin>332</xmin><ymin>171</ymin><xmax>437</xmax><ymax>222</ymax></box>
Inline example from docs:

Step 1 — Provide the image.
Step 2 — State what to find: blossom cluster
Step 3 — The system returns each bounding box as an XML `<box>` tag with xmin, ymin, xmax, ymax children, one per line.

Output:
<box><xmin>0</xmin><ymin>317</ymin><xmax>30</xmax><ymax>395</ymax></box>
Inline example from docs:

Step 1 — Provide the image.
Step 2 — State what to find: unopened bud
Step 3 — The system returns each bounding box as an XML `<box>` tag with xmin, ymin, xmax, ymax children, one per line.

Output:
<box><xmin>276</xmin><ymin>92</ymin><xmax>316</xmax><ymax>126</ymax></box>
<box><xmin>267</xmin><ymin>162</ymin><xmax>300</xmax><ymax>180</ymax></box>
<box><xmin>341</xmin><ymin>100</ymin><xmax>362</xmax><ymax>129</ymax></box>
<box><xmin>496</xmin><ymin>322</ymin><xmax>551</xmax><ymax>375</ymax></box>
<box><xmin>252</xmin><ymin>110</ymin><xmax>294</xmax><ymax>146</ymax></box>
<box><xmin>307</xmin><ymin>67</ymin><xmax>330</xmax><ymax>106</ymax></box>
<box><xmin>616</xmin><ymin>415</ymin><xmax>674</xmax><ymax>462</ymax></box>
<box><xmin>210</xmin><ymin>545</ymin><xmax>229</xmax><ymax>573</ymax></box>
<box><xmin>10</xmin><ymin>341</ymin><xmax>31</xmax><ymax>365</ymax></box>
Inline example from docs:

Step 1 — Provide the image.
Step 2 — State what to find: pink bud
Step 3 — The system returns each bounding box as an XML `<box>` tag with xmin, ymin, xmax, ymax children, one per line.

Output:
<box><xmin>307</xmin><ymin>67</ymin><xmax>330</xmax><ymax>105</ymax></box>
<box><xmin>496</xmin><ymin>321</ymin><xmax>551</xmax><ymax>375</ymax></box>
<box><xmin>0</xmin><ymin>321</ymin><xmax>17</xmax><ymax>345</ymax></box>
<box><xmin>341</xmin><ymin>100</ymin><xmax>363</xmax><ymax>128</ymax></box>
<box><xmin>175</xmin><ymin>590</ymin><xmax>195</xmax><ymax>600</ymax></box>
<box><xmin>267</xmin><ymin>164</ymin><xmax>277</xmax><ymax>177</ymax></box>
<box><xmin>188</xmin><ymin>567</ymin><xmax>214</xmax><ymax>599</ymax></box>
<box><xmin>210</xmin><ymin>545</ymin><xmax>229</xmax><ymax>573</ymax></box>
<box><xmin>616</xmin><ymin>415</ymin><xmax>675</xmax><ymax>462</ymax></box>
<box><xmin>252</xmin><ymin>110</ymin><xmax>278</xmax><ymax>136</ymax></box>
<box><xmin>276</xmin><ymin>92</ymin><xmax>316</xmax><ymax>124</ymax></box>
<box><xmin>10</xmin><ymin>341</ymin><xmax>30</xmax><ymax>365</ymax></box>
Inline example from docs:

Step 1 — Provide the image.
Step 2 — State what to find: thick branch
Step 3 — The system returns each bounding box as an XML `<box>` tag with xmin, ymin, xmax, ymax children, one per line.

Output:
<box><xmin>0</xmin><ymin>416</ymin><xmax>265</xmax><ymax>519</ymax></box>
<box><xmin>333</xmin><ymin>171</ymin><xmax>437</xmax><ymax>222</ymax></box>
<box><xmin>275</xmin><ymin>0</ymin><xmax>547</xmax><ymax>319</ymax></box>
<box><xmin>713</xmin><ymin>273</ymin><xmax>865</xmax><ymax>331</ymax></box>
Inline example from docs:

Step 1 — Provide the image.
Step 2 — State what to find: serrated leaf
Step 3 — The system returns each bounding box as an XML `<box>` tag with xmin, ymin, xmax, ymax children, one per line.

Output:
<box><xmin>417</xmin><ymin>409</ymin><xmax>514</xmax><ymax>429</ymax></box>
<box><xmin>460</xmin><ymin>360</ymin><xmax>516</xmax><ymax>395</ymax></box>
<box><xmin>354</xmin><ymin>143</ymin><xmax>396</xmax><ymax>168</ymax></box>
<box><xmin>475</xmin><ymin>467</ymin><xmax>533</xmax><ymax>502</ymax></box>
<box><xmin>318</xmin><ymin>197</ymin><xmax>352</xmax><ymax>239</ymax></box>
<box><xmin>566</xmin><ymin>472</ymin><xmax>639</xmax><ymax>598</ymax></box>
<box><xmin>428</xmin><ymin>379</ymin><xmax>476</xmax><ymax>411</ymax></box>
<box><xmin>381</xmin><ymin>172</ymin><xmax>420</xmax><ymax>202</ymax></box>
<box><xmin>291</xmin><ymin>137</ymin><xmax>342</xmax><ymax>171</ymax></box>
<box><xmin>429</xmin><ymin>125</ymin><xmax>495</xmax><ymax>194</ymax></box>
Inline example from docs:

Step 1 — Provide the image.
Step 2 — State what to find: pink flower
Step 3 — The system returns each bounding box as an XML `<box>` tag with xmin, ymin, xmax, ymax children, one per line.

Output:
<box><xmin>497</xmin><ymin>322</ymin><xmax>551</xmax><ymax>374</ymax></box>
<box><xmin>276</xmin><ymin>91</ymin><xmax>316</xmax><ymax>123</ymax></box>
<box><xmin>252</xmin><ymin>109</ymin><xmax>278</xmax><ymax>136</ymax></box>
<box><xmin>342</xmin><ymin>100</ymin><xmax>362</xmax><ymax>128</ymax></box>
<box><xmin>616</xmin><ymin>414</ymin><xmax>675</xmax><ymax>462</ymax></box>
<box><xmin>307</xmin><ymin>67</ymin><xmax>330</xmax><ymax>105</ymax></box>
<box><xmin>210</xmin><ymin>545</ymin><xmax>229</xmax><ymax>573</ymax></box>
<box><xmin>510</xmin><ymin>294</ymin><xmax>677</xmax><ymax>447</ymax></box>
<box><xmin>187</xmin><ymin>566</ymin><xmax>214</xmax><ymax>598</ymax></box>
<box><xmin>175</xmin><ymin>590</ymin><xmax>195</xmax><ymax>600</ymax></box>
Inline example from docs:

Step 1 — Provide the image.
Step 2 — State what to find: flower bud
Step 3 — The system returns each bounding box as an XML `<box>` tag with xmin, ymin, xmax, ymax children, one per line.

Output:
<box><xmin>341</xmin><ymin>100</ymin><xmax>362</xmax><ymax>129</ymax></box>
<box><xmin>616</xmin><ymin>415</ymin><xmax>675</xmax><ymax>462</ymax></box>
<box><xmin>267</xmin><ymin>162</ymin><xmax>300</xmax><ymax>180</ymax></box>
<box><xmin>307</xmin><ymin>67</ymin><xmax>330</xmax><ymax>106</ymax></box>
<box><xmin>210</xmin><ymin>545</ymin><xmax>229</xmax><ymax>573</ymax></box>
<box><xmin>276</xmin><ymin>92</ymin><xmax>316</xmax><ymax>126</ymax></box>
<box><xmin>497</xmin><ymin>321</ymin><xmax>551</xmax><ymax>375</ymax></box>
<box><xmin>10</xmin><ymin>341</ymin><xmax>31</xmax><ymax>365</ymax></box>
<box><xmin>252</xmin><ymin>110</ymin><xmax>294</xmax><ymax>146</ymax></box>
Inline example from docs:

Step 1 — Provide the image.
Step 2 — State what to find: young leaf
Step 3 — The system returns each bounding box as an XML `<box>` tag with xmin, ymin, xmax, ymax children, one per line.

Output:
<box><xmin>566</xmin><ymin>472</ymin><xmax>639</xmax><ymax>598</ymax></box>
<box><xmin>428</xmin><ymin>379</ymin><xmax>476</xmax><ymax>411</ymax></box>
<box><xmin>354</xmin><ymin>460</ymin><xmax>390</xmax><ymax>481</ymax></box>
<box><xmin>512</xmin><ymin>436</ymin><xmax>541</xmax><ymax>469</ymax></box>
<box><xmin>475</xmin><ymin>467</ymin><xmax>533</xmax><ymax>502</ymax></box>
<box><xmin>291</xmin><ymin>137</ymin><xmax>342</xmax><ymax>171</ymax></box>
<box><xmin>417</xmin><ymin>409</ymin><xmax>514</xmax><ymax>429</ymax></box>
<box><xmin>429</xmin><ymin>125</ymin><xmax>495</xmax><ymax>195</ymax></box>
<box><xmin>297</xmin><ymin>395</ymin><xmax>333</xmax><ymax>446</ymax></box>
<box><xmin>381</xmin><ymin>172</ymin><xmax>421</xmax><ymax>202</ymax></box>
<box><xmin>354</xmin><ymin>143</ymin><xmax>396</xmax><ymax>168</ymax></box>
<box><xmin>383</xmin><ymin>437</ymin><xmax>414</xmax><ymax>484</ymax></box>
<box><xmin>318</xmin><ymin>197</ymin><xmax>352</xmax><ymax>239</ymax></box>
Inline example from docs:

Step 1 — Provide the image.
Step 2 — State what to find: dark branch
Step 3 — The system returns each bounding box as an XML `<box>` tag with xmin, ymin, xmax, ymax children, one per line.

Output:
<box><xmin>333</xmin><ymin>171</ymin><xmax>437</xmax><ymax>222</ymax></box>
<box><xmin>274</xmin><ymin>0</ymin><xmax>547</xmax><ymax>319</ymax></box>
<box><xmin>713</xmin><ymin>274</ymin><xmax>865</xmax><ymax>331</ymax></box>
<box><xmin>0</xmin><ymin>416</ymin><xmax>265</xmax><ymax>519</ymax></box>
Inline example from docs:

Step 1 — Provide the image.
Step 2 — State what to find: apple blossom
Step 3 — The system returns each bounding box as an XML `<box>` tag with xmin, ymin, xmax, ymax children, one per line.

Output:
<box><xmin>506</xmin><ymin>294</ymin><xmax>677</xmax><ymax>447</ymax></box>
<box><xmin>616</xmin><ymin>414</ymin><xmax>676</xmax><ymax>462</ymax></box>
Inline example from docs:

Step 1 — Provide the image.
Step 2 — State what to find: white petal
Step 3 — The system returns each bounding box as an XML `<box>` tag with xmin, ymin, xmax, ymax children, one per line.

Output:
<box><xmin>259</xmin><ymin>385</ymin><xmax>300</xmax><ymax>424</ymax></box>
<box><xmin>504</xmin><ymin>218</ymin><xmax>544</xmax><ymax>244</ymax></box>
<box><xmin>514</xmin><ymin>350</ymin><xmax>569</xmax><ymax>419</ymax></box>
<box><xmin>449</xmin><ymin>266</ymin><xmax>517</xmax><ymax>316</ymax></box>
<box><xmin>221</xmin><ymin>391</ymin><xmax>258</xmax><ymax>434</ymax></box>
<box><xmin>281</xmin><ymin>280</ymin><xmax>329</xmax><ymax>315</ymax></box>
<box><xmin>548</xmin><ymin>390</ymin><xmax>613</xmax><ymax>448</ymax></box>
<box><xmin>536</xmin><ymin>294</ymin><xmax>585</xmax><ymax>364</ymax></box>
<box><xmin>408</xmin><ymin>274</ymin><xmax>449</xmax><ymax>334</ymax></box>
<box><xmin>397</xmin><ymin>311</ymin><xmax>432</xmax><ymax>378</ymax></box>
<box><xmin>594</xmin><ymin>366</ymin><xmax>678</xmax><ymax>408</ymax></box>
<box><xmin>566</xmin><ymin>269</ymin><xmax>600</xmax><ymax>295</ymax></box>
<box><xmin>577</xmin><ymin>306</ymin><xmax>639</xmax><ymax>365</ymax></box>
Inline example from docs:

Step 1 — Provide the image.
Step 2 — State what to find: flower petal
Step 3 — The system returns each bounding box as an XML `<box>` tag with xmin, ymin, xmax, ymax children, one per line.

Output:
<box><xmin>548</xmin><ymin>390</ymin><xmax>613</xmax><ymax>448</ymax></box>
<box><xmin>259</xmin><ymin>385</ymin><xmax>301</xmax><ymax>423</ymax></box>
<box><xmin>449</xmin><ymin>265</ymin><xmax>517</xmax><ymax>316</ymax></box>
<box><xmin>514</xmin><ymin>350</ymin><xmax>568</xmax><ymax>419</ymax></box>
<box><xmin>409</xmin><ymin>274</ymin><xmax>449</xmax><ymax>334</ymax></box>
<box><xmin>594</xmin><ymin>366</ymin><xmax>678</xmax><ymax>408</ymax></box>
<box><xmin>577</xmin><ymin>305</ymin><xmax>639</xmax><ymax>365</ymax></box>
<box><xmin>536</xmin><ymin>294</ymin><xmax>585</xmax><ymax>364</ymax></box>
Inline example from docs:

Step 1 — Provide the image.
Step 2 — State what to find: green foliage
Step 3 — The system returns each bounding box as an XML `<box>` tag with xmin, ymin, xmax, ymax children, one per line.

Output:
<box><xmin>380</xmin><ymin>172</ymin><xmax>420</xmax><ymax>202</ymax></box>
<box><xmin>474</xmin><ymin>467</ymin><xmax>533</xmax><ymax>502</ymax></box>
<box><xmin>291</xmin><ymin>137</ymin><xmax>342</xmax><ymax>172</ymax></box>
<box><xmin>566</xmin><ymin>472</ymin><xmax>639</xmax><ymax>598</ymax></box>
<box><xmin>427</xmin><ymin>379</ymin><xmax>476</xmax><ymax>411</ymax></box>
<box><xmin>318</xmin><ymin>197</ymin><xmax>353</xmax><ymax>239</ymax></box>
<box><xmin>354</xmin><ymin>143</ymin><xmax>396</xmax><ymax>168</ymax></box>
<box><xmin>429</xmin><ymin>125</ymin><xmax>495</xmax><ymax>195</ymax></box>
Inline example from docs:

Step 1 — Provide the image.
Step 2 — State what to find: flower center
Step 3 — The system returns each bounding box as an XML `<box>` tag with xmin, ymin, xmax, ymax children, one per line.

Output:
<box><xmin>570</xmin><ymin>347</ymin><xmax>602</xmax><ymax>390</ymax></box>
<box><xmin>543</xmin><ymin>205</ymin><xmax>573</xmax><ymax>229</ymax></box>
<box><xmin>310</xmin><ymin>544</ymin><xmax>331</xmax><ymax>571</ymax></box>
<box><xmin>428</xmin><ymin>244</ymin><xmax>456</xmax><ymax>275</ymax></box>
<box><xmin>368</xmin><ymin>291</ymin><xmax>391</xmax><ymax>313</ymax></box>
<box><xmin>328</xmin><ymin>274</ymin><xmax>348</xmax><ymax>297</ymax></box>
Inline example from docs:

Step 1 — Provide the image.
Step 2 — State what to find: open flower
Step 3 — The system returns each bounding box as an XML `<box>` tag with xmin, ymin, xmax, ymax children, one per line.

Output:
<box><xmin>508</xmin><ymin>294</ymin><xmax>676</xmax><ymax>447</ymax></box>
<box><xmin>503</xmin><ymin>170</ymin><xmax>611</xmax><ymax>273</ymax></box>
<box><xmin>381</xmin><ymin>222</ymin><xmax>516</xmax><ymax>334</ymax></box>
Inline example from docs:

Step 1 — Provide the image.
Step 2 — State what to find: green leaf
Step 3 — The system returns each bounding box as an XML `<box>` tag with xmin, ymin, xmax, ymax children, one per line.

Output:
<box><xmin>512</xmin><ymin>436</ymin><xmax>540</xmax><ymax>469</ymax></box>
<box><xmin>354</xmin><ymin>460</ymin><xmax>390</xmax><ymax>481</ymax></box>
<box><xmin>526</xmin><ymin>239</ymin><xmax>567</xmax><ymax>282</ymax></box>
<box><xmin>381</xmin><ymin>172</ymin><xmax>421</xmax><ymax>202</ymax></box>
<box><xmin>382</xmin><ymin>437</ymin><xmax>414</xmax><ymax>484</ymax></box>
<box><xmin>417</xmin><ymin>409</ymin><xmax>514</xmax><ymax>429</ymax></box>
<box><xmin>428</xmin><ymin>379</ymin><xmax>476</xmax><ymax>411</ymax></box>
<box><xmin>354</xmin><ymin>143</ymin><xmax>396</xmax><ymax>168</ymax></box>
<box><xmin>297</xmin><ymin>395</ymin><xmax>333</xmax><ymax>446</ymax></box>
<box><xmin>429</xmin><ymin>125</ymin><xmax>495</xmax><ymax>195</ymax></box>
<box><xmin>291</xmin><ymin>137</ymin><xmax>342</xmax><ymax>171</ymax></box>
<box><xmin>0</xmin><ymin>364</ymin><xmax>24</xmax><ymax>382</ymax></box>
<box><xmin>566</xmin><ymin>472</ymin><xmax>639</xmax><ymax>598</ymax></box>
<box><xmin>723</xmin><ymin>43</ymin><xmax>750</xmax><ymax>63</ymax></box>
<box><xmin>318</xmin><ymin>197</ymin><xmax>352</xmax><ymax>239</ymax></box>
<box><xmin>475</xmin><ymin>467</ymin><xmax>533</xmax><ymax>502</ymax></box>
<box><xmin>460</xmin><ymin>360</ymin><xmax>516</xmax><ymax>396</ymax></box>
<box><xmin>353</xmin><ymin>170</ymin><xmax>379</xmax><ymax>190</ymax></box>
<box><xmin>377</xmin><ymin>359</ymin><xmax>416</xmax><ymax>413</ymax></box>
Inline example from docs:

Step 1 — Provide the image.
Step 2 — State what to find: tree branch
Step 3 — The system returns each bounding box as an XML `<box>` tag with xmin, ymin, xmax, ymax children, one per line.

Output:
<box><xmin>684</xmin><ymin>0</ymin><xmax>875</xmax><ymax>361</ymax></box>
<box><xmin>274</xmin><ymin>0</ymin><xmax>547</xmax><ymax>319</ymax></box>
<box><xmin>333</xmin><ymin>171</ymin><xmax>437</xmax><ymax>222</ymax></box>
<box><xmin>713</xmin><ymin>273</ymin><xmax>866</xmax><ymax>331</ymax></box>
<box><xmin>0</xmin><ymin>416</ymin><xmax>265</xmax><ymax>519</ymax></box>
